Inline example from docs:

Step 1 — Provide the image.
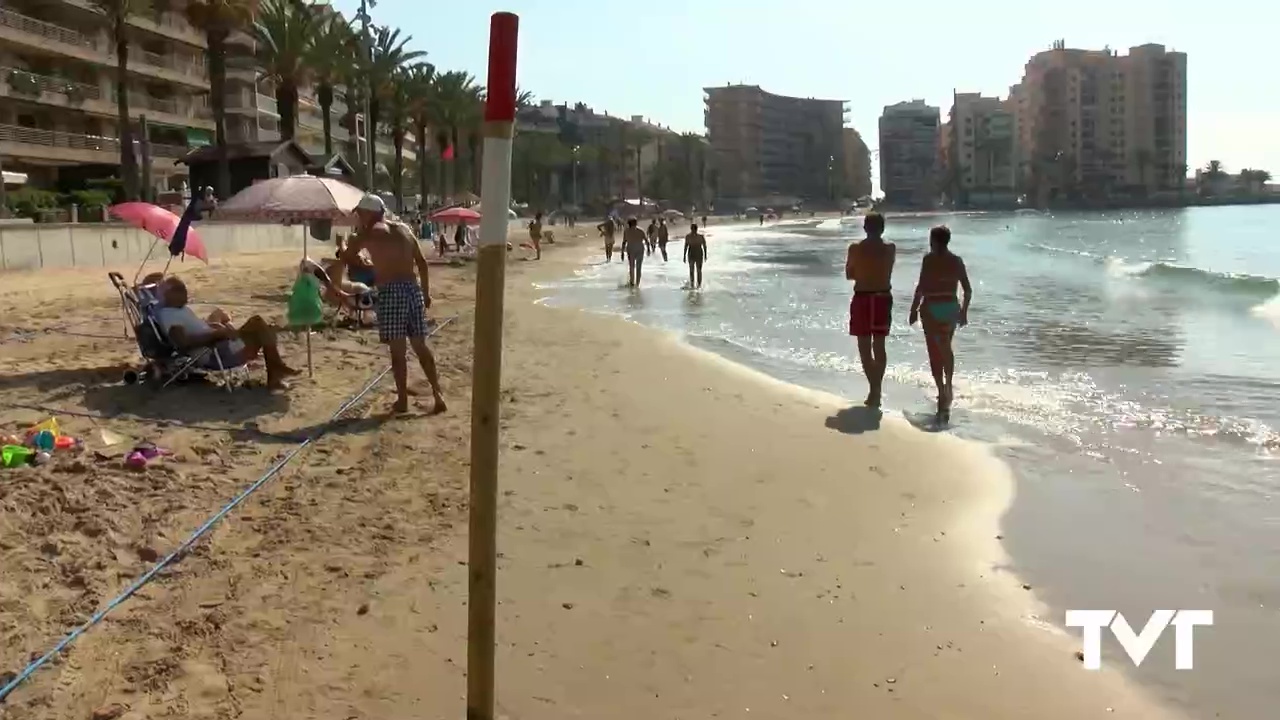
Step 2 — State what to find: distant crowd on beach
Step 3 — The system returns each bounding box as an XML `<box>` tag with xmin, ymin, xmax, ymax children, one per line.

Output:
<box><xmin>595</xmin><ymin>214</ymin><xmax>709</xmax><ymax>290</ymax></box>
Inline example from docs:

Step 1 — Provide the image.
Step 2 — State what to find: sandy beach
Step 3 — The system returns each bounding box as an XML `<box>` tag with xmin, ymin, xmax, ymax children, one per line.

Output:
<box><xmin>0</xmin><ymin>222</ymin><xmax>1186</xmax><ymax>719</ymax></box>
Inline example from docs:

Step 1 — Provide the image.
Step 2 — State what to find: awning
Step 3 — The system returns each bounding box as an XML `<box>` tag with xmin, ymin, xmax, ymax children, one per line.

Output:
<box><xmin>2</xmin><ymin>171</ymin><xmax>28</xmax><ymax>186</ymax></box>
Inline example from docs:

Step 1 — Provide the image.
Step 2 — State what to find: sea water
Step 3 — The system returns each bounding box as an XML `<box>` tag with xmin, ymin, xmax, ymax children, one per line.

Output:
<box><xmin>540</xmin><ymin>205</ymin><xmax>1280</xmax><ymax>719</ymax></box>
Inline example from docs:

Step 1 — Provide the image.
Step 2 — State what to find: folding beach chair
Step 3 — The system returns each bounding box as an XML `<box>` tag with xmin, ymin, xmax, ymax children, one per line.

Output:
<box><xmin>309</xmin><ymin>260</ymin><xmax>376</xmax><ymax>327</ymax></box>
<box><xmin>108</xmin><ymin>272</ymin><xmax>249</xmax><ymax>391</ymax></box>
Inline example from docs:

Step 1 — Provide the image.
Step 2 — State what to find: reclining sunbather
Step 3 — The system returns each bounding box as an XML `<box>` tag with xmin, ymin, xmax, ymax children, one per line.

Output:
<box><xmin>304</xmin><ymin>258</ymin><xmax>376</xmax><ymax>323</ymax></box>
<box><xmin>156</xmin><ymin>277</ymin><xmax>299</xmax><ymax>390</ymax></box>
<box><xmin>335</xmin><ymin>234</ymin><xmax>377</xmax><ymax>286</ymax></box>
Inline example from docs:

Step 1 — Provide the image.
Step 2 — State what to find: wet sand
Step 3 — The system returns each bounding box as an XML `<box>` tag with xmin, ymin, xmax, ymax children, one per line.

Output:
<box><xmin>0</xmin><ymin>223</ymin><xmax>1183</xmax><ymax>719</ymax></box>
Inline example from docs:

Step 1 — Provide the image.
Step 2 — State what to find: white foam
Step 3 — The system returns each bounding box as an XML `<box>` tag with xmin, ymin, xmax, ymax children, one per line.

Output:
<box><xmin>1251</xmin><ymin>294</ymin><xmax>1280</xmax><ymax>329</ymax></box>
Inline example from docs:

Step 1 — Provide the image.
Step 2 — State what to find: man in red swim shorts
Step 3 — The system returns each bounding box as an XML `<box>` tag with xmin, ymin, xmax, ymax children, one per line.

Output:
<box><xmin>845</xmin><ymin>211</ymin><xmax>896</xmax><ymax>407</ymax></box>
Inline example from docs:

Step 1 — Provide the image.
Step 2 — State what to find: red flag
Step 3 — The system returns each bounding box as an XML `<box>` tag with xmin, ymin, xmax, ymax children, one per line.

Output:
<box><xmin>442</xmin><ymin>144</ymin><xmax>454</xmax><ymax>161</ymax></box>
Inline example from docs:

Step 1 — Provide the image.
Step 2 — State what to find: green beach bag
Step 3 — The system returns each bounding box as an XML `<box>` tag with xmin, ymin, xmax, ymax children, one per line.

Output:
<box><xmin>287</xmin><ymin>273</ymin><xmax>324</xmax><ymax>328</ymax></box>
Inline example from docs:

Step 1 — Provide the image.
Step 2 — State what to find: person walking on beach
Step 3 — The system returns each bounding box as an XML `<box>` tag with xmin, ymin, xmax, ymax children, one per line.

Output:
<box><xmin>599</xmin><ymin>216</ymin><xmax>617</xmax><ymax>261</ymax></box>
<box><xmin>337</xmin><ymin>194</ymin><xmax>446</xmax><ymax>415</ymax></box>
<box><xmin>683</xmin><ymin>223</ymin><xmax>707</xmax><ymax>289</ymax></box>
<box><xmin>623</xmin><ymin>218</ymin><xmax>648</xmax><ymax>287</ymax></box>
<box><xmin>646</xmin><ymin>218</ymin><xmax>658</xmax><ymax>256</ymax></box>
<box><xmin>846</xmin><ymin>211</ymin><xmax>896</xmax><ymax>407</ymax></box>
<box><xmin>657</xmin><ymin>218</ymin><xmax>670</xmax><ymax>261</ymax></box>
<box><xmin>909</xmin><ymin>225</ymin><xmax>971</xmax><ymax>417</ymax></box>
<box><xmin>528</xmin><ymin>212</ymin><xmax>543</xmax><ymax>260</ymax></box>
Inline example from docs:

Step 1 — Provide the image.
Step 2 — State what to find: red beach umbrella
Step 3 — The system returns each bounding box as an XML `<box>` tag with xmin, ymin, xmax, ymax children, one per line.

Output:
<box><xmin>430</xmin><ymin>206</ymin><xmax>482</xmax><ymax>225</ymax></box>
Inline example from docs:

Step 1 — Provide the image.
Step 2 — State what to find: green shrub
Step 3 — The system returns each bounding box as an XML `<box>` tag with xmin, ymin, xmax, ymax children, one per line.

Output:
<box><xmin>68</xmin><ymin>189</ymin><xmax>113</xmax><ymax>208</ymax></box>
<box><xmin>5</xmin><ymin>187</ymin><xmax>59</xmax><ymax>219</ymax></box>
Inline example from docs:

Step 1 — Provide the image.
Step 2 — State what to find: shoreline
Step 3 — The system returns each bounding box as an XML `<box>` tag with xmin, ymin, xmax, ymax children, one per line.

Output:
<box><xmin>0</xmin><ymin>228</ymin><xmax>1183</xmax><ymax>719</ymax></box>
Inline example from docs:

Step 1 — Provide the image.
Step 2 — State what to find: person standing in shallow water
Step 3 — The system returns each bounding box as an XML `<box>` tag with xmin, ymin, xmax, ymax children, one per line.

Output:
<box><xmin>683</xmin><ymin>223</ymin><xmax>707</xmax><ymax>288</ymax></box>
<box><xmin>598</xmin><ymin>216</ymin><xmax>617</xmax><ymax>262</ymax></box>
<box><xmin>845</xmin><ymin>211</ymin><xmax>896</xmax><ymax>407</ymax></box>
<box><xmin>910</xmin><ymin>225</ymin><xmax>971</xmax><ymax>418</ymax></box>
<box><xmin>657</xmin><ymin>218</ymin><xmax>670</xmax><ymax>261</ymax></box>
<box><xmin>623</xmin><ymin>218</ymin><xmax>648</xmax><ymax>287</ymax></box>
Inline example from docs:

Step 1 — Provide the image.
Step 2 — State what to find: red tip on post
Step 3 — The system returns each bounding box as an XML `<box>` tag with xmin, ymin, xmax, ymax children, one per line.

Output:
<box><xmin>484</xmin><ymin>12</ymin><xmax>519</xmax><ymax>123</ymax></box>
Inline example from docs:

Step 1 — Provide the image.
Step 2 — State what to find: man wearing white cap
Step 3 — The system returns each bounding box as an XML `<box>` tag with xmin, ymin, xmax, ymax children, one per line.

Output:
<box><xmin>334</xmin><ymin>193</ymin><xmax>446</xmax><ymax>414</ymax></box>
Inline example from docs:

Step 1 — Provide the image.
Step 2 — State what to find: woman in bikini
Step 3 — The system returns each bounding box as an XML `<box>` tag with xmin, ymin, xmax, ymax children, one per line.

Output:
<box><xmin>909</xmin><ymin>225</ymin><xmax>972</xmax><ymax>418</ymax></box>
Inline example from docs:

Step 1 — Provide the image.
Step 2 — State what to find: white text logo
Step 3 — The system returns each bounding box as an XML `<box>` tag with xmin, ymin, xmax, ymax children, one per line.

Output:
<box><xmin>1065</xmin><ymin>609</ymin><xmax>1213</xmax><ymax>669</ymax></box>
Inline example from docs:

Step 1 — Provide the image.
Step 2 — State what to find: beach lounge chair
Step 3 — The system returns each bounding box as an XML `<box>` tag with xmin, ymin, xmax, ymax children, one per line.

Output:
<box><xmin>311</xmin><ymin>260</ymin><xmax>376</xmax><ymax>327</ymax></box>
<box><xmin>108</xmin><ymin>272</ymin><xmax>249</xmax><ymax>390</ymax></box>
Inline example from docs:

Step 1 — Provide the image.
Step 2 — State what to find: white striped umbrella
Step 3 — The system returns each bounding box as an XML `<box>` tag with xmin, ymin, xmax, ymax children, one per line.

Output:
<box><xmin>216</xmin><ymin>175</ymin><xmax>367</xmax><ymax>225</ymax></box>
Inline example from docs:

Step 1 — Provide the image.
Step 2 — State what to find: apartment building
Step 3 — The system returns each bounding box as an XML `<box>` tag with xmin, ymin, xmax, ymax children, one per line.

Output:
<box><xmin>704</xmin><ymin>84</ymin><xmax>847</xmax><ymax>207</ymax></box>
<box><xmin>0</xmin><ymin>0</ymin><xmax>221</xmax><ymax>192</ymax></box>
<box><xmin>1012</xmin><ymin>40</ymin><xmax>1187</xmax><ymax>200</ymax></box>
<box><xmin>879</xmin><ymin>99</ymin><xmax>940</xmax><ymax>208</ymax></box>
<box><xmin>841</xmin><ymin>127</ymin><xmax>872</xmax><ymax>200</ymax></box>
<box><xmin>0</xmin><ymin>0</ymin><xmax>404</xmax><ymax>198</ymax></box>
<box><xmin>947</xmin><ymin>92</ymin><xmax>1017</xmax><ymax>205</ymax></box>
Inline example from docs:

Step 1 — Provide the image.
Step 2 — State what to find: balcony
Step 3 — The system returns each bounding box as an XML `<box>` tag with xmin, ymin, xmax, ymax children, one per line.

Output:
<box><xmin>256</xmin><ymin>93</ymin><xmax>278</xmax><ymax>116</ymax></box>
<box><xmin>0</xmin><ymin>7</ymin><xmax>207</xmax><ymax>88</ymax></box>
<box><xmin>2</xmin><ymin>66</ymin><xmax>103</xmax><ymax>101</ymax></box>
<box><xmin>57</xmin><ymin>0</ymin><xmax>206</xmax><ymax>48</ymax></box>
<box><xmin>0</xmin><ymin>66</ymin><xmax>213</xmax><ymax>129</ymax></box>
<box><xmin>0</xmin><ymin>122</ymin><xmax>119</xmax><ymax>163</ymax></box>
<box><xmin>0</xmin><ymin>122</ymin><xmax>188</xmax><ymax>164</ymax></box>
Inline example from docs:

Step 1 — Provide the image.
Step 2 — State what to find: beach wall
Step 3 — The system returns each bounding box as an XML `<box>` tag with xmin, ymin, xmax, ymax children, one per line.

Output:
<box><xmin>0</xmin><ymin>223</ymin><xmax>309</xmax><ymax>272</ymax></box>
<box><xmin>0</xmin><ymin>219</ymin><xmax>535</xmax><ymax>272</ymax></box>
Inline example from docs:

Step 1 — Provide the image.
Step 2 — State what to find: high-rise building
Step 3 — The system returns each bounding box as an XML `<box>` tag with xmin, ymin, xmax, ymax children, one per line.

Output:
<box><xmin>947</xmin><ymin>92</ymin><xmax>1017</xmax><ymax>205</ymax></box>
<box><xmin>879</xmin><ymin>99</ymin><xmax>940</xmax><ymax>208</ymax></box>
<box><xmin>842</xmin><ymin>127</ymin><xmax>872</xmax><ymax>200</ymax></box>
<box><xmin>1012</xmin><ymin>41</ymin><xmax>1187</xmax><ymax>200</ymax></box>
<box><xmin>704</xmin><ymin>84</ymin><xmax>847</xmax><ymax>206</ymax></box>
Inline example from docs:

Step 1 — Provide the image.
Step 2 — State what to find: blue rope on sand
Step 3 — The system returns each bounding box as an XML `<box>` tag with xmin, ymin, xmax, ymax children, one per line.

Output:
<box><xmin>0</xmin><ymin>315</ymin><xmax>454</xmax><ymax>704</ymax></box>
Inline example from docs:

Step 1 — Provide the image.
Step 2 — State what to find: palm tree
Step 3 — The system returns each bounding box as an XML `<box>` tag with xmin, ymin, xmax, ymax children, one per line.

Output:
<box><xmin>252</xmin><ymin>0</ymin><xmax>317</xmax><ymax>142</ymax></box>
<box><xmin>187</xmin><ymin>0</ymin><xmax>258</xmax><ymax>200</ymax></box>
<box><xmin>432</xmin><ymin>70</ymin><xmax>481</xmax><ymax>199</ymax></box>
<box><xmin>90</xmin><ymin>0</ymin><xmax>141</xmax><ymax>200</ymax></box>
<box><xmin>304</xmin><ymin>15</ymin><xmax>352</xmax><ymax>157</ymax></box>
<box><xmin>404</xmin><ymin>63</ymin><xmax>436</xmax><ymax>206</ymax></box>
<box><xmin>384</xmin><ymin>65</ymin><xmax>425</xmax><ymax>211</ymax></box>
<box><xmin>367</xmin><ymin>25</ymin><xmax>425</xmax><ymax>153</ymax></box>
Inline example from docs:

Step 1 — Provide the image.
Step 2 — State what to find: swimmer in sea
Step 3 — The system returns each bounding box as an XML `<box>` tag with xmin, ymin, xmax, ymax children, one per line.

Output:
<box><xmin>909</xmin><ymin>225</ymin><xmax>971</xmax><ymax>418</ymax></box>
<box><xmin>845</xmin><ymin>211</ymin><xmax>896</xmax><ymax>407</ymax></box>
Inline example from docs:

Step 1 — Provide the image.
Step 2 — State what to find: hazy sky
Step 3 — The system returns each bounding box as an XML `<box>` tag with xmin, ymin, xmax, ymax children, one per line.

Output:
<box><xmin>333</xmin><ymin>0</ymin><xmax>1276</xmax><ymax>191</ymax></box>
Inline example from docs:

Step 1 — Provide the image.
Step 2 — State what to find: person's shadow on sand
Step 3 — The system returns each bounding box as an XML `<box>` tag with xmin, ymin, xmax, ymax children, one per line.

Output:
<box><xmin>825</xmin><ymin>405</ymin><xmax>883</xmax><ymax>435</ymax></box>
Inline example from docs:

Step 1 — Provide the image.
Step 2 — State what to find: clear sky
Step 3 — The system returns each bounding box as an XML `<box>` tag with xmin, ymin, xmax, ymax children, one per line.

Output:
<box><xmin>332</xmin><ymin>0</ymin><xmax>1277</xmax><ymax>193</ymax></box>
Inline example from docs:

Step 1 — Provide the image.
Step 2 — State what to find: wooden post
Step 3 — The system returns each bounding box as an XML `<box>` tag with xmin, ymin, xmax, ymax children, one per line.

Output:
<box><xmin>467</xmin><ymin>12</ymin><xmax>518</xmax><ymax>720</ymax></box>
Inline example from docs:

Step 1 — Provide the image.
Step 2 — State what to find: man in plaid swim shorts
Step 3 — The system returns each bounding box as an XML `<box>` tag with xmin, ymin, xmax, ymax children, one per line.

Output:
<box><xmin>335</xmin><ymin>194</ymin><xmax>446</xmax><ymax>415</ymax></box>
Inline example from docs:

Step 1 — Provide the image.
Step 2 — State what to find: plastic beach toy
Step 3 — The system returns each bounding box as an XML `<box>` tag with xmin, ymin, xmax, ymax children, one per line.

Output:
<box><xmin>54</xmin><ymin>435</ymin><xmax>81</xmax><ymax>451</ymax></box>
<box><xmin>125</xmin><ymin>442</ymin><xmax>169</xmax><ymax>470</ymax></box>
<box><xmin>30</xmin><ymin>430</ymin><xmax>55</xmax><ymax>451</ymax></box>
<box><xmin>3</xmin><ymin>445</ymin><xmax>34</xmax><ymax>468</ymax></box>
<box><xmin>27</xmin><ymin>417</ymin><xmax>60</xmax><ymax>439</ymax></box>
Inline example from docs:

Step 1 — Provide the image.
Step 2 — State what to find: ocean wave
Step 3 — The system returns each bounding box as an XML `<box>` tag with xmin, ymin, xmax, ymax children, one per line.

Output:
<box><xmin>1251</xmin><ymin>294</ymin><xmax>1280</xmax><ymax>328</ymax></box>
<box><xmin>1027</xmin><ymin>243</ymin><xmax>1103</xmax><ymax>259</ymax></box>
<box><xmin>1107</xmin><ymin>259</ymin><xmax>1280</xmax><ymax>297</ymax></box>
<box><xmin>686</xmin><ymin>329</ymin><xmax>1279</xmax><ymax>453</ymax></box>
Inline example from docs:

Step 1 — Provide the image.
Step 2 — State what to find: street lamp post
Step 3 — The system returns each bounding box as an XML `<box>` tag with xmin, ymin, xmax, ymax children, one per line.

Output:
<box><xmin>571</xmin><ymin>145</ymin><xmax>579</xmax><ymax>208</ymax></box>
<box><xmin>358</xmin><ymin>0</ymin><xmax>376</xmax><ymax>191</ymax></box>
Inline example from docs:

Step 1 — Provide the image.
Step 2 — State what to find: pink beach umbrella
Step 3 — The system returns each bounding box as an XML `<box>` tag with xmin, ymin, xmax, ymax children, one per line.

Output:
<box><xmin>109</xmin><ymin>202</ymin><xmax>208</xmax><ymax>263</ymax></box>
<box><xmin>216</xmin><ymin>175</ymin><xmax>367</xmax><ymax>224</ymax></box>
<box><xmin>430</xmin><ymin>206</ymin><xmax>482</xmax><ymax>225</ymax></box>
